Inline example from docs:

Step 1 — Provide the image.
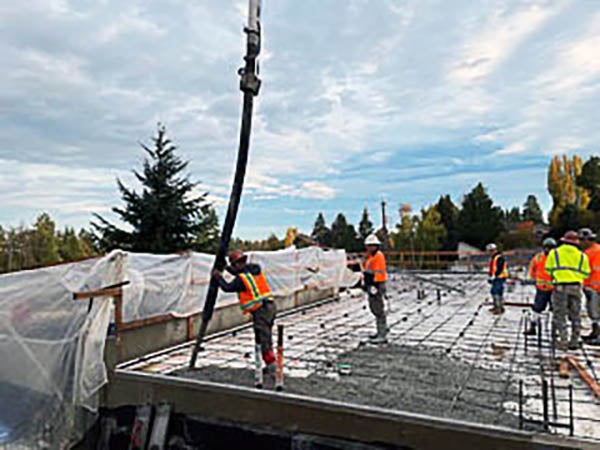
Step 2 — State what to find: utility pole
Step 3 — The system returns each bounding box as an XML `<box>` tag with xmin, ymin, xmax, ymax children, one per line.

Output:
<box><xmin>381</xmin><ymin>198</ymin><xmax>390</xmax><ymax>251</ymax></box>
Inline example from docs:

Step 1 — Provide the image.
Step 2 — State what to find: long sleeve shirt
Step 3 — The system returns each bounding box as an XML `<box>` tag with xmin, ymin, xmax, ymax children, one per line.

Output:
<box><xmin>216</xmin><ymin>263</ymin><xmax>263</xmax><ymax>293</ymax></box>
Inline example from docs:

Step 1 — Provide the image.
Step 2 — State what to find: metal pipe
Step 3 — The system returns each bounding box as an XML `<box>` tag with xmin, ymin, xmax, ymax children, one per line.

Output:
<box><xmin>189</xmin><ymin>0</ymin><xmax>262</xmax><ymax>369</ymax></box>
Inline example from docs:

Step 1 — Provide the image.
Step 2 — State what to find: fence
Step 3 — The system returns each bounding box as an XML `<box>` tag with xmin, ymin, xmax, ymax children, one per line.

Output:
<box><xmin>348</xmin><ymin>250</ymin><xmax>538</xmax><ymax>272</ymax></box>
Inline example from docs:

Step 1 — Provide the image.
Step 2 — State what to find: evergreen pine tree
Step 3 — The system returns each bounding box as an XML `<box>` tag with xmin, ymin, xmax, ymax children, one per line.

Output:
<box><xmin>358</xmin><ymin>207</ymin><xmax>374</xmax><ymax>242</ymax></box>
<box><xmin>522</xmin><ymin>195</ymin><xmax>544</xmax><ymax>224</ymax></box>
<box><xmin>311</xmin><ymin>212</ymin><xmax>331</xmax><ymax>247</ymax></box>
<box><xmin>457</xmin><ymin>183</ymin><xmax>504</xmax><ymax>249</ymax></box>
<box><xmin>92</xmin><ymin>124</ymin><xmax>219</xmax><ymax>253</ymax></box>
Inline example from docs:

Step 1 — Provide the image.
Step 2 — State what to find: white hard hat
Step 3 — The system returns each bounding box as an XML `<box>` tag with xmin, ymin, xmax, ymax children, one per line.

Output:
<box><xmin>485</xmin><ymin>243</ymin><xmax>497</xmax><ymax>252</ymax></box>
<box><xmin>365</xmin><ymin>234</ymin><xmax>381</xmax><ymax>246</ymax></box>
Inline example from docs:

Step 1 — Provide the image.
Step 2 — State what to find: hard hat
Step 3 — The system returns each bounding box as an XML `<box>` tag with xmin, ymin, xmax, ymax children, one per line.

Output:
<box><xmin>578</xmin><ymin>228</ymin><xmax>597</xmax><ymax>240</ymax></box>
<box><xmin>364</xmin><ymin>234</ymin><xmax>381</xmax><ymax>246</ymax></box>
<box><xmin>542</xmin><ymin>237</ymin><xmax>557</xmax><ymax>248</ymax></box>
<box><xmin>485</xmin><ymin>243</ymin><xmax>497</xmax><ymax>252</ymax></box>
<box><xmin>228</xmin><ymin>249</ymin><xmax>247</xmax><ymax>264</ymax></box>
<box><xmin>561</xmin><ymin>231</ymin><xmax>580</xmax><ymax>245</ymax></box>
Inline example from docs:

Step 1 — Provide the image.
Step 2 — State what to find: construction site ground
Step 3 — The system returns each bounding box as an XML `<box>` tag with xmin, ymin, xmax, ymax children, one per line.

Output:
<box><xmin>121</xmin><ymin>272</ymin><xmax>600</xmax><ymax>443</ymax></box>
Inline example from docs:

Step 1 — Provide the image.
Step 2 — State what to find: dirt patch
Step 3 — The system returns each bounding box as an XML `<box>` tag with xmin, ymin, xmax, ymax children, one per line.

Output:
<box><xmin>174</xmin><ymin>344</ymin><xmax>520</xmax><ymax>429</ymax></box>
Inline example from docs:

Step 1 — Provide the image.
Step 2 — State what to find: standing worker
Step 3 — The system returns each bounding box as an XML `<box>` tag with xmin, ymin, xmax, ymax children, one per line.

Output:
<box><xmin>363</xmin><ymin>234</ymin><xmax>388</xmax><ymax>343</ymax></box>
<box><xmin>486</xmin><ymin>243</ymin><xmax>508</xmax><ymax>315</ymax></box>
<box><xmin>213</xmin><ymin>249</ymin><xmax>277</xmax><ymax>374</ymax></box>
<box><xmin>545</xmin><ymin>231</ymin><xmax>590</xmax><ymax>350</ymax></box>
<box><xmin>524</xmin><ymin>238</ymin><xmax>557</xmax><ymax>335</ymax></box>
<box><xmin>578</xmin><ymin>228</ymin><xmax>600</xmax><ymax>345</ymax></box>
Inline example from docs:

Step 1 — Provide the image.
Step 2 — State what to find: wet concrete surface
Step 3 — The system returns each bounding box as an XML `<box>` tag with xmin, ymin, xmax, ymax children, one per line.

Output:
<box><xmin>174</xmin><ymin>344</ymin><xmax>520</xmax><ymax>429</ymax></box>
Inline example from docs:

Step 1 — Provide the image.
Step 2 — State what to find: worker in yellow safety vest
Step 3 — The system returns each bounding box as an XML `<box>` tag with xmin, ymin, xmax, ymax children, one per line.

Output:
<box><xmin>524</xmin><ymin>237</ymin><xmax>557</xmax><ymax>336</ymax></box>
<box><xmin>213</xmin><ymin>249</ymin><xmax>277</xmax><ymax>373</ymax></box>
<box><xmin>545</xmin><ymin>231</ymin><xmax>590</xmax><ymax>351</ymax></box>
<box><xmin>486</xmin><ymin>243</ymin><xmax>508</xmax><ymax>315</ymax></box>
<box><xmin>363</xmin><ymin>234</ymin><xmax>388</xmax><ymax>344</ymax></box>
<box><xmin>578</xmin><ymin>228</ymin><xmax>600</xmax><ymax>345</ymax></box>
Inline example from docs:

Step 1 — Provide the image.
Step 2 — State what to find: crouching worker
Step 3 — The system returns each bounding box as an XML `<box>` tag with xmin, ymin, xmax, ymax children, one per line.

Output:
<box><xmin>213</xmin><ymin>249</ymin><xmax>277</xmax><ymax>374</ymax></box>
<box><xmin>363</xmin><ymin>234</ymin><xmax>388</xmax><ymax>344</ymax></box>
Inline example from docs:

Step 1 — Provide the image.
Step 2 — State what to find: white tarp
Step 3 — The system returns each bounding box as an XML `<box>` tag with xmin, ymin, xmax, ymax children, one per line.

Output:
<box><xmin>0</xmin><ymin>246</ymin><xmax>355</xmax><ymax>446</ymax></box>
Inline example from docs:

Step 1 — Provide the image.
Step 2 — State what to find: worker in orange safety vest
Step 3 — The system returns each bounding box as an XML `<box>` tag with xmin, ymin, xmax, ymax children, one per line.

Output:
<box><xmin>579</xmin><ymin>228</ymin><xmax>600</xmax><ymax>345</ymax></box>
<box><xmin>524</xmin><ymin>237</ymin><xmax>557</xmax><ymax>335</ymax></box>
<box><xmin>363</xmin><ymin>234</ymin><xmax>388</xmax><ymax>344</ymax></box>
<box><xmin>486</xmin><ymin>243</ymin><xmax>509</xmax><ymax>315</ymax></box>
<box><xmin>213</xmin><ymin>249</ymin><xmax>277</xmax><ymax>374</ymax></box>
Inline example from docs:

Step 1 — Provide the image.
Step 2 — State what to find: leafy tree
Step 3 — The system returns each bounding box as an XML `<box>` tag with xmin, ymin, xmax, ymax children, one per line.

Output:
<box><xmin>311</xmin><ymin>213</ymin><xmax>331</xmax><ymax>247</ymax></box>
<box><xmin>522</xmin><ymin>195</ymin><xmax>544</xmax><ymax>224</ymax></box>
<box><xmin>548</xmin><ymin>154</ymin><xmax>590</xmax><ymax>227</ymax></box>
<box><xmin>330</xmin><ymin>213</ymin><xmax>360</xmax><ymax>251</ymax></box>
<box><xmin>92</xmin><ymin>124</ymin><xmax>218</xmax><ymax>254</ymax></box>
<box><xmin>504</xmin><ymin>207</ymin><xmax>522</xmax><ymax>228</ymax></box>
<box><xmin>435</xmin><ymin>195</ymin><xmax>459</xmax><ymax>251</ymax></box>
<box><xmin>358</xmin><ymin>207</ymin><xmax>374</xmax><ymax>242</ymax></box>
<box><xmin>577</xmin><ymin>156</ymin><xmax>600</xmax><ymax>212</ymax></box>
<box><xmin>457</xmin><ymin>183</ymin><xmax>504</xmax><ymax>249</ymax></box>
<box><xmin>30</xmin><ymin>213</ymin><xmax>60</xmax><ymax>266</ymax></box>
<box><xmin>391</xmin><ymin>204</ymin><xmax>417</xmax><ymax>252</ymax></box>
<box><xmin>58</xmin><ymin>227</ymin><xmax>86</xmax><ymax>261</ymax></box>
<box><xmin>415</xmin><ymin>206</ymin><xmax>446</xmax><ymax>251</ymax></box>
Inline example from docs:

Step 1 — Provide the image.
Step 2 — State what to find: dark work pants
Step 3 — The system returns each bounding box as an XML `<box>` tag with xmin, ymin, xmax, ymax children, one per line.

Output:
<box><xmin>252</xmin><ymin>299</ymin><xmax>277</xmax><ymax>359</ymax></box>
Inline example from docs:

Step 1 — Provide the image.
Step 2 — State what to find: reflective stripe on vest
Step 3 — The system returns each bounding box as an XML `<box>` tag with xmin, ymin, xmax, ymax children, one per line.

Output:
<box><xmin>364</xmin><ymin>251</ymin><xmax>387</xmax><ymax>283</ymax></box>
<box><xmin>547</xmin><ymin>246</ymin><xmax>590</xmax><ymax>284</ymax></box>
<box><xmin>489</xmin><ymin>254</ymin><xmax>508</xmax><ymax>278</ymax></box>
<box><xmin>239</xmin><ymin>272</ymin><xmax>271</xmax><ymax>314</ymax></box>
<box><xmin>584</xmin><ymin>243</ymin><xmax>600</xmax><ymax>291</ymax></box>
<box><xmin>529</xmin><ymin>252</ymin><xmax>553</xmax><ymax>290</ymax></box>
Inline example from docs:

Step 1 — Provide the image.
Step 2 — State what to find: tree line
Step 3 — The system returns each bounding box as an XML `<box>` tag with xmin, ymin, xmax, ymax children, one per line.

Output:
<box><xmin>0</xmin><ymin>213</ymin><xmax>97</xmax><ymax>273</ymax></box>
<box><xmin>306</xmin><ymin>155</ymin><xmax>600</xmax><ymax>253</ymax></box>
<box><xmin>2</xmin><ymin>124</ymin><xmax>598</xmax><ymax>273</ymax></box>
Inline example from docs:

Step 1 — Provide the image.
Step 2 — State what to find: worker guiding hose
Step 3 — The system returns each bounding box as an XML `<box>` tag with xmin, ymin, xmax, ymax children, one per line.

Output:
<box><xmin>524</xmin><ymin>237</ymin><xmax>557</xmax><ymax>336</ymax></box>
<box><xmin>212</xmin><ymin>250</ymin><xmax>278</xmax><ymax>381</ymax></box>
<box><xmin>486</xmin><ymin>243</ymin><xmax>508</xmax><ymax>315</ymax></box>
<box><xmin>362</xmin><ymin>234</ymin><xmax>388</xmax><ymax>344</ymax></box>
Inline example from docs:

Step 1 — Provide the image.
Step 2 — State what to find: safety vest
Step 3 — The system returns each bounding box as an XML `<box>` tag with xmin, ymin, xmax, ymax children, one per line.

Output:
<box><xmin>584</xmin><ymin>243</ymin><xmax>600</xmax><ymax>291</ymax></box>
<box><xmin>545</xmin><ymin>244</ymin><xmax>590</xmax><ymax>284</ymax></box>
<box><xmin>528</xmin><ymin>252</ymin><xmax>553</xmax><ymax>291</ymax></box>
<box><xmin>364</xmin><ymin>251</ymin><xmax>387</xmax><ymax>283</ymax></box>
<box><xmin>489</xmin><ymin>253</ymin><xmax>508</xmax><ymax>278</ymax></box>
<box><xmin>238</xmin><ymin>272</ymin><xmax>272</xmax><ymax>314</ymax></box>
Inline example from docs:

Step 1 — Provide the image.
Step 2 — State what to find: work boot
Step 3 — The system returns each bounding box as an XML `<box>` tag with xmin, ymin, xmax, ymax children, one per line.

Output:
<box><xmin>369</xmin><ymin>317</ymin><xmax>388</xmax><ymax>344</ymax></box>
<box><xmin>524</xmin><ymin>321</ymin><xmax>537</xmax><ymax>336</ymax></box>
<box><xmin>488</xmin><ymin>306</ymin><xmax>499</xmax><ymax>314</ymax></box>
<box><xmin>582</xmin><ymin>323</ymin><xmax>600</xmax><ymax>343</ymax></box>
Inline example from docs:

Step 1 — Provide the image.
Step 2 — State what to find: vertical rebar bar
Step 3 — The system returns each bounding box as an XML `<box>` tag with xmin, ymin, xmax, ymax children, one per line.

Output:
<box><xmin>542</xmin><ymin>379</ymin><xmax>549</xmax><ymax>431</ymax></box>
<box><xmin>275</xmin><ymin>324</ymin><xmax>284</xmax><ymax>391</ymax></box>
<box><xmin>254</xmin><ymin>343</ymin><xmax>263</xmax><ymax>389</ymax></box>
<box><xmin>518</xmin><ymin>380</ymin><xmax>523</xmax><ymax>430</ymax></box>
<box><xmin>569</xmin><ymin>383</ymin><xmax>574</xmax><ymax>437</ymax></box>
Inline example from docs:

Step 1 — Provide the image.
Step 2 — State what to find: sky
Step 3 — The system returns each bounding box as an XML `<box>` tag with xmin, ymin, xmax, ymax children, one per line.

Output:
<box><xmin>1</xmin><ymin>0</ymin><xmax>599</xmax><ymax>240</ymax></box>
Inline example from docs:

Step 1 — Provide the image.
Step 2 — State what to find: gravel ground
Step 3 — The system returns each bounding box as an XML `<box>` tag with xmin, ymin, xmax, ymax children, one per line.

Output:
<box><xmin>174</xmin><ymin>344</ymin><xmax>520</xmax><ymax>429</ymax></box>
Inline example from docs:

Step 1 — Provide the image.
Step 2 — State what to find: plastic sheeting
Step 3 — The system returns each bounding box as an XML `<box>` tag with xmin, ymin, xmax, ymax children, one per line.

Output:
<box><xmin>0</xmin><ymin>246</ymin><xmax>356</xmax><ymax>446</ymax></box>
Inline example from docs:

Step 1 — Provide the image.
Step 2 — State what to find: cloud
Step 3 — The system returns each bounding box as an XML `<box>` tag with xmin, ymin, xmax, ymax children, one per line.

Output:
<box><xmin>448</xmin><ymin>3</ymin><xmax>561</xmax><ymax>84</ymax></box>
<box><xmin>1</xmin><ymin>0</ymin><xmax>599</xmax><ymax>239</ymax></box>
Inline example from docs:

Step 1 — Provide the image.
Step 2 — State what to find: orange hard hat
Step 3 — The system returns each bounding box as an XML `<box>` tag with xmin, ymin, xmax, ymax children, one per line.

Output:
<box><xmin>228</xmin><ymin>249</ymin><xmax>247</xmax><ymax>264</ymax></box>
<box><xmin>561</xmin><ymin>230</ymin><xmax>580</xmax><ymax>245</ymax></box>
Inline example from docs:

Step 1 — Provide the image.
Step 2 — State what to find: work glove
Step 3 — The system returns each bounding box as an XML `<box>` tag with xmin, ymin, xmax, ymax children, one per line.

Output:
<box><xmin>368</xmin><ymin>285</ymin><xmax>379</xmax><ymax>296</ymax></box>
